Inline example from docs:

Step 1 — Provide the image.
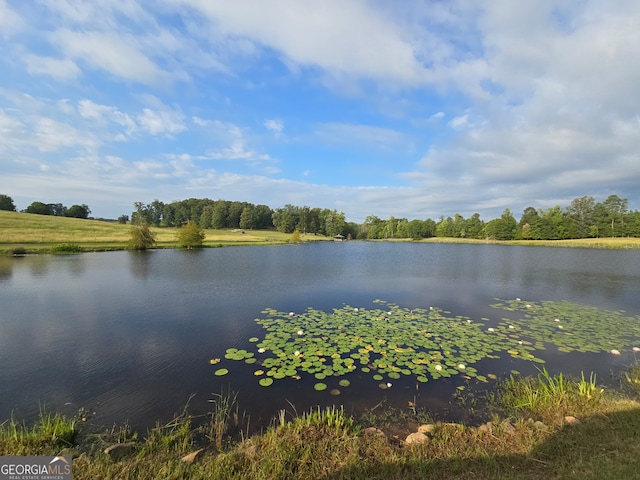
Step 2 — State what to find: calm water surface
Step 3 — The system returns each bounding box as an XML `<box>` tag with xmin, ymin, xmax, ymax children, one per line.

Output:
<box><xmin>1</xmin><ymin>243</ymin><xmax>638</xmax><ymax>429</ymax></box>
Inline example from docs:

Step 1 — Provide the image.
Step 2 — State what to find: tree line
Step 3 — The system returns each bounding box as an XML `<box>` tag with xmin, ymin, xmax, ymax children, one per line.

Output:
<box><xmin>0</xmin><ymin>195</ymin><xmax>91</xmax><ymax>219</ymax></box>
<box><xmin>360</xmin><ymin>195</ymin><xmax>640</xmax><ymax>240</ymax></box>
<box><xmin>4</xmin><ymin>192</ymin><xmax>639</xmax><ymax>240</ymax></box>
<box><xmin>129</xmin><ymin>199</ymin><xmax>356</xmax><ymax>237</ymax></box>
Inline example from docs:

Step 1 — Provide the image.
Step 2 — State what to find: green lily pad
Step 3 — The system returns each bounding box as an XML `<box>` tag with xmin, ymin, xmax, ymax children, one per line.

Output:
<box><xmin>214</xmin><ymin>368</ymin><xmax>229</xmax><ymax>376</ymax></box>
<box><xmin>314</xmin><ymin>383</ymin><xmax>327</xmax><ymax>391</ymax></box>
<box><xmin>259</xmin><ymin>378</ymin><xmax>274</xmax><ymax>387</ymax></box>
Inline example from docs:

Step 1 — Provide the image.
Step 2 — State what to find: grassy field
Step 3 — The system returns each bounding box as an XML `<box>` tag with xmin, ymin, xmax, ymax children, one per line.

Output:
<box><xmin>2</xmin><ymin>366</ymin><xmax>640</xmax><ymax>479</ymax></box>
<box><xmin>0</xmin><ymin>211</ymin><xmax>329</xmax><ymax>254</ymax></box>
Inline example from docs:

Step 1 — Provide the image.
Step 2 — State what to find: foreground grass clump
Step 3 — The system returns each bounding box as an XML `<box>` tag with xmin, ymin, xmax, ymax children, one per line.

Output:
<box><xmin>0</xmin><ymin>409</ymin><xmax>75</xmax><ymax>456</ymax></box>
<box><xmin>5</xmin><ymin>369</ymin><xmax>640</xmax><ymax>479</ymax></box>
<box><xmin>497</xmin><ymin>368</ymin><xmax>606</xmax><ymax>424</ymax></box>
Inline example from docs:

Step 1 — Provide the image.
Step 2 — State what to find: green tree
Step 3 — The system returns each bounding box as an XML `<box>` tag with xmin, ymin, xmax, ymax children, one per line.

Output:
<box><xmin>117</xmin><ymin>214</ymin><xmax>129</xmax><ymax>224</ymax></box>
<box><xmin>239</xmin><ymin>205</ymin><xmax>257</xmax><ymax>229</ymax></box>
<box><xmin>272</xmin><ymin>205</ymin><xmax>300</xmax><ymax>233</ymax></box>
<box><xmin>566</xmin><ymin>196</ymin><xmax>595</xmax><ymax>238</ymax></box>
<box><xmin>26</xmin><ymin>201</ymin><xmax>53</xmax><ymax>215</ymax></box>
<box><xmin>484</xmin><ymin>209</ymin><xmax>517</xmax><ymax>240</ymax></box>
<box><xmin>0</xmin><ymin>194</ymin><xmax>16</xmax><ymax>211</ymax></box>
<box><xmin>66</xmin><ymin>204</ymin><xmax>91</xmax><ymax>219</ymax></box>
<box><xmin>290</xmin><ymin>229</ymin><xmax>302</xmax><ymax>244</ymax></box>
<box><xmin>176</xmin><ymin>220</ymin><xmax>205</xmax><ymax>249</ymax></box>
<box><xmin>465</xmin><ymin>213</ymin><xmax>484</xmax><ymax>239</ymax></box>
<box><xmin>200</xmin><ymin>205</ymin><xmax>214</xmax><ymax>229</ymax></box>
<box><xmin>128</xmin><ymin>222</ymin><xmax>157</xmax><ymax>250</ymax></box>
<box><xmin>211</xmin><ymin>201</ymin><xmax>229</xmax><ymax>229</ymax></box>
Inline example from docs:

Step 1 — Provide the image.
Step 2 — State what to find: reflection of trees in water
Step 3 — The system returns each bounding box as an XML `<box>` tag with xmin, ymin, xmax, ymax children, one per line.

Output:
<box><xmin>0</xmin><ymin>257</ymin><xmax>13</xmax><ymax>282</ymax></box>
<box><xmin>28</xmin><ymin>256</ymin><xmax>51</xmax><ymax>276</ymax></box>
<box><xmin>129</xmin><ymin>251</ymin><xmax>152</xmax><ymax>279</ymax></box>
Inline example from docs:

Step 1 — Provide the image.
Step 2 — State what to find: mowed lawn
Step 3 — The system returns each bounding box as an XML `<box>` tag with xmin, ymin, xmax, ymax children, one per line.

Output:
<box><xmin>0</xmin><ymin>211</ymin><xmax>317</xmax><ymax>253</ymax></box>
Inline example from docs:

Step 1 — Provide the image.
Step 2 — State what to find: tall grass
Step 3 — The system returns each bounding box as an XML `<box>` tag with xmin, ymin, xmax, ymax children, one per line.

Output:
<box><xmin>498</xmin><ymin>368</ymin><xmax>604</xmax><ymax>423</ymax></box>
<box><xmin>0</xmin><ymin>408</ymin><xmax>75</xmax><ymax>455</ymax></box>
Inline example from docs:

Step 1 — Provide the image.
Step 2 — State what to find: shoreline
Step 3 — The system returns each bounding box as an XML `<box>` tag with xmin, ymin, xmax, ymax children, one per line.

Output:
<box><xmin>3</xmin><ymin>367</ymin><xmax>640</xmax><ymax>479</ymax></box>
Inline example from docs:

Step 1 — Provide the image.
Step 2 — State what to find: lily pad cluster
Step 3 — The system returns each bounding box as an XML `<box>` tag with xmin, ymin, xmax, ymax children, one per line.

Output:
<box><xmin>213</xmin><ymin>299</ymin><xmax>640</xmax><ymax>390</ymax></box>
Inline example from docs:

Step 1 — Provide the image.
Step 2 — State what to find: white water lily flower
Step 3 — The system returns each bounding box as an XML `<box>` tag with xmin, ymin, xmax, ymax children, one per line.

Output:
<box><xmin>386</xmin><ymin>382</ymin><xmax>392</xmax><ymax>388</ymax></box>
<box><xmin>429</xmin><ymin>307</ymin><xmax>434</xmax><ymax>311</ymax></box>
<box><xmin>525</xmin><ymin>304</ymin><xmax>532</xmax><ymax>309</ymax></box>
<box><xmin>611</xmin><ymin>349</ymin><xmax>621</xmax><ymax>355</ymax></box>
<box><xmin>633</xmin><ymin>347</ymin><xmax>640</xmax><ymax>352</ymax></box>
<box><xmin>518</xmin><ymin>340</ymin><xmax>523</xmax><ymax>345</ymax></box>
<box><xmin>294</xmin><ymin>351</ymin><xmax>300</xmax><ymax>356</ymax></box>
<box><xmin>297</xmin><ymin>330</ymin><xmax>304</xmax><ymax>336</ymax></box>
<box><xmin>467</xmin><ymin>320</ymin><xmax>472</xmax><ymax>323</ymax></box>
<box><xmin>508</xmin><ymin>325</ymin><xmax>514</xmax><ymax>329</ymax></box>
<box><xmin>258</xmin><ymin>348</ymin><xmax>266</xmax><ymax>353</ymax></box>
<box><xmin>458</xmin><ymin>364</ymin><xmax>466</xmax><ymax>370</ymax></box>
<box><xmin>558</xmin><ymin>325</ymin><xmax>564</xmax><ymax>329</ymax></box>
<box><xmin>487</xmin><ymin>327</ymin><xmax>495</xmax><ymax>332</ymax></box>
<box><xmin>354</xmin><ymin>308</ymin><xmax>358</xmax><ymax>312</ymax></box>
<box><xmin>435</xmin><ymin>364</ymin><xmax>442</xmax><ymax>371</ymax></box>
<box><xmin>516</xmin><ymin>298</ymin><xmax>521</xmax><ymax>301</ymax></box>
<box><xmin>554</xmin><ymin>318</ymin><xmax>561</xmax><ymax>322</ymax></box>
<box><xmin>289</xmin><ymin>312</ymin><xmax>295</xmax><ymax>317</ymax></box>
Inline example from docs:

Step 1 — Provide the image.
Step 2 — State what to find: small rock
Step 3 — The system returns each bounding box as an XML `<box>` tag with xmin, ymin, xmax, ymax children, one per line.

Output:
<box><xmin>417</xmin><ymin>424</ymin><xmax>436</xmax><ymax>434</ymax></box>
<box><xmin>57</xmin><ymin>447</ymin><xmax>80</xmax><ymax>459</ymax></box>
<box><xmin>363</xmin><ymin>427</ymin><xmax>386</xmax><ymax>438</ymax></box>
<box><xmin>564</xmin><ymin>416</ymin><xmax>581</xmax><ymax>426</ymax></box>
<box><xmin>104</xmin><ymin>442</ymin><xmax>136</xmax><ymax>461</ymax></box>
<box><xmin>502</xmin><ymin>421</ymin><xmax>517</xmax><ymax>435</ymax></box>
<box><xmin>181</xmin><ymin>449</ymin><xmax>204</xmax><ymax>464</ymax></box>
<box><xmin>534</xmin><ymin>421</ymin><xmax>547</xmax><ymax>430</ymax></box>
<box><xmin>405</xmin><ymin>432</ymin><xmax>428</xmax><ymax>445</ymax></box>
<box><xmin>478</xmin><ymin>422</ymin><xmax>493</xmax><ymax>433</ymax></box>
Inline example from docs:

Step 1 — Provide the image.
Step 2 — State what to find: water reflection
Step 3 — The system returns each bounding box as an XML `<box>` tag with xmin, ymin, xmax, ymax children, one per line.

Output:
<box><xmin>128</xmin><ymin>251</ymin><xmax>152</xmax><ymax>279</ymax></box>
<box><xmin>0</xmin><ymin>244</ymin><xmax>638</xmax><ymax>430</ymax></box>
<box><xmin>0</xmin><ymin>256</ymin><xmax>14</xmax><ymax>282</ymax></box>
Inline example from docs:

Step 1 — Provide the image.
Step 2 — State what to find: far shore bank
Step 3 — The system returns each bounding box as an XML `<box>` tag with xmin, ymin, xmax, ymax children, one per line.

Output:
<box><xmin>2</xmin><ymin>210</ymin><xmax>640</xmax><ymax>255</ymax></box>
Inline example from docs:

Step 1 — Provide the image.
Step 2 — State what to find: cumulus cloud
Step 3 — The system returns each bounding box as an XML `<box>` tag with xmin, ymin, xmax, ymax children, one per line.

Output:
<box><xmin>136</xmin><ymin>108</ymin><xmax>186</xmax><ymax>136</ymax></box>
<box><xmin>167</xmin><ymin>0</ymin><xmax>427</xmax><ymax>85</ymax></box>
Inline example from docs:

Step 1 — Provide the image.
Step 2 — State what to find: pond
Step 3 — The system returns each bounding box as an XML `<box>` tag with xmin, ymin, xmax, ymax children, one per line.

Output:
<box><xmin>1</xmin><ymin>242</ymin><xmax>639</xmax><ymax>430</ymax></box>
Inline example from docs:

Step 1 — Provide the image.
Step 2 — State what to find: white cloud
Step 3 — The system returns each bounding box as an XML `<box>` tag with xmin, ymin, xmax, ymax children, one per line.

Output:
<box><xmin>264</xmin><ymin>119</ymin><xmax>284</xmax><ymax>138</ymax></box>
<box><xmin>51</xmin><ymin>29</ymin><xmax>167</xmax><ymax>84</ymax></box>
<box><xmin>0</xmin><ymin>0</ymin><xmax>24</xmax><ymax>36</ymax></box>
<box><xmin>168</xmin><ymin>0</ymin><xmax>427</xmax><ymax>84</ymax></box>
<box><xmin>136</xmin><ymin>108</ymin><xmax>186</xmax><ymax>136</ymax></box>
<box><xmin>33</xmin><ymin>117</ymin><xmax>99</xmax><ymax>152</ymax></box>
<box><xmin>22</xmin><ymin>54</ymin><xmax>81</xmax><ymax>80</ymax></box>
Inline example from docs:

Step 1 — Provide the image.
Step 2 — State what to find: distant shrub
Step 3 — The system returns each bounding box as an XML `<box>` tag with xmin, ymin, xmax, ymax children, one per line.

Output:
<box><xmin>11</xmin><ymin>246</ymin><xmax>27</xmax><ymax>255</ymax></box>
<box><xmin>51</xmin><ymin>243</ymin><xmax>84</xmax><ymax>254</ymax></box>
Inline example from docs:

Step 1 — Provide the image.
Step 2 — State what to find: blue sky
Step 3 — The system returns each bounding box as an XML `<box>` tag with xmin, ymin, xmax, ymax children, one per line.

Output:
<box><xmin>1</xmin><ymin>1</ymin><xmax>639</xmax><ymax>222</ymax></box>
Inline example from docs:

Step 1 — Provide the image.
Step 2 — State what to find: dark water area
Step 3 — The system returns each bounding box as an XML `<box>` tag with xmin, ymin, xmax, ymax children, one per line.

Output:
<box><xmin>0</xmin><ymin>243</ymin><xmax>639</xmax><ymax>430</ymax></box>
